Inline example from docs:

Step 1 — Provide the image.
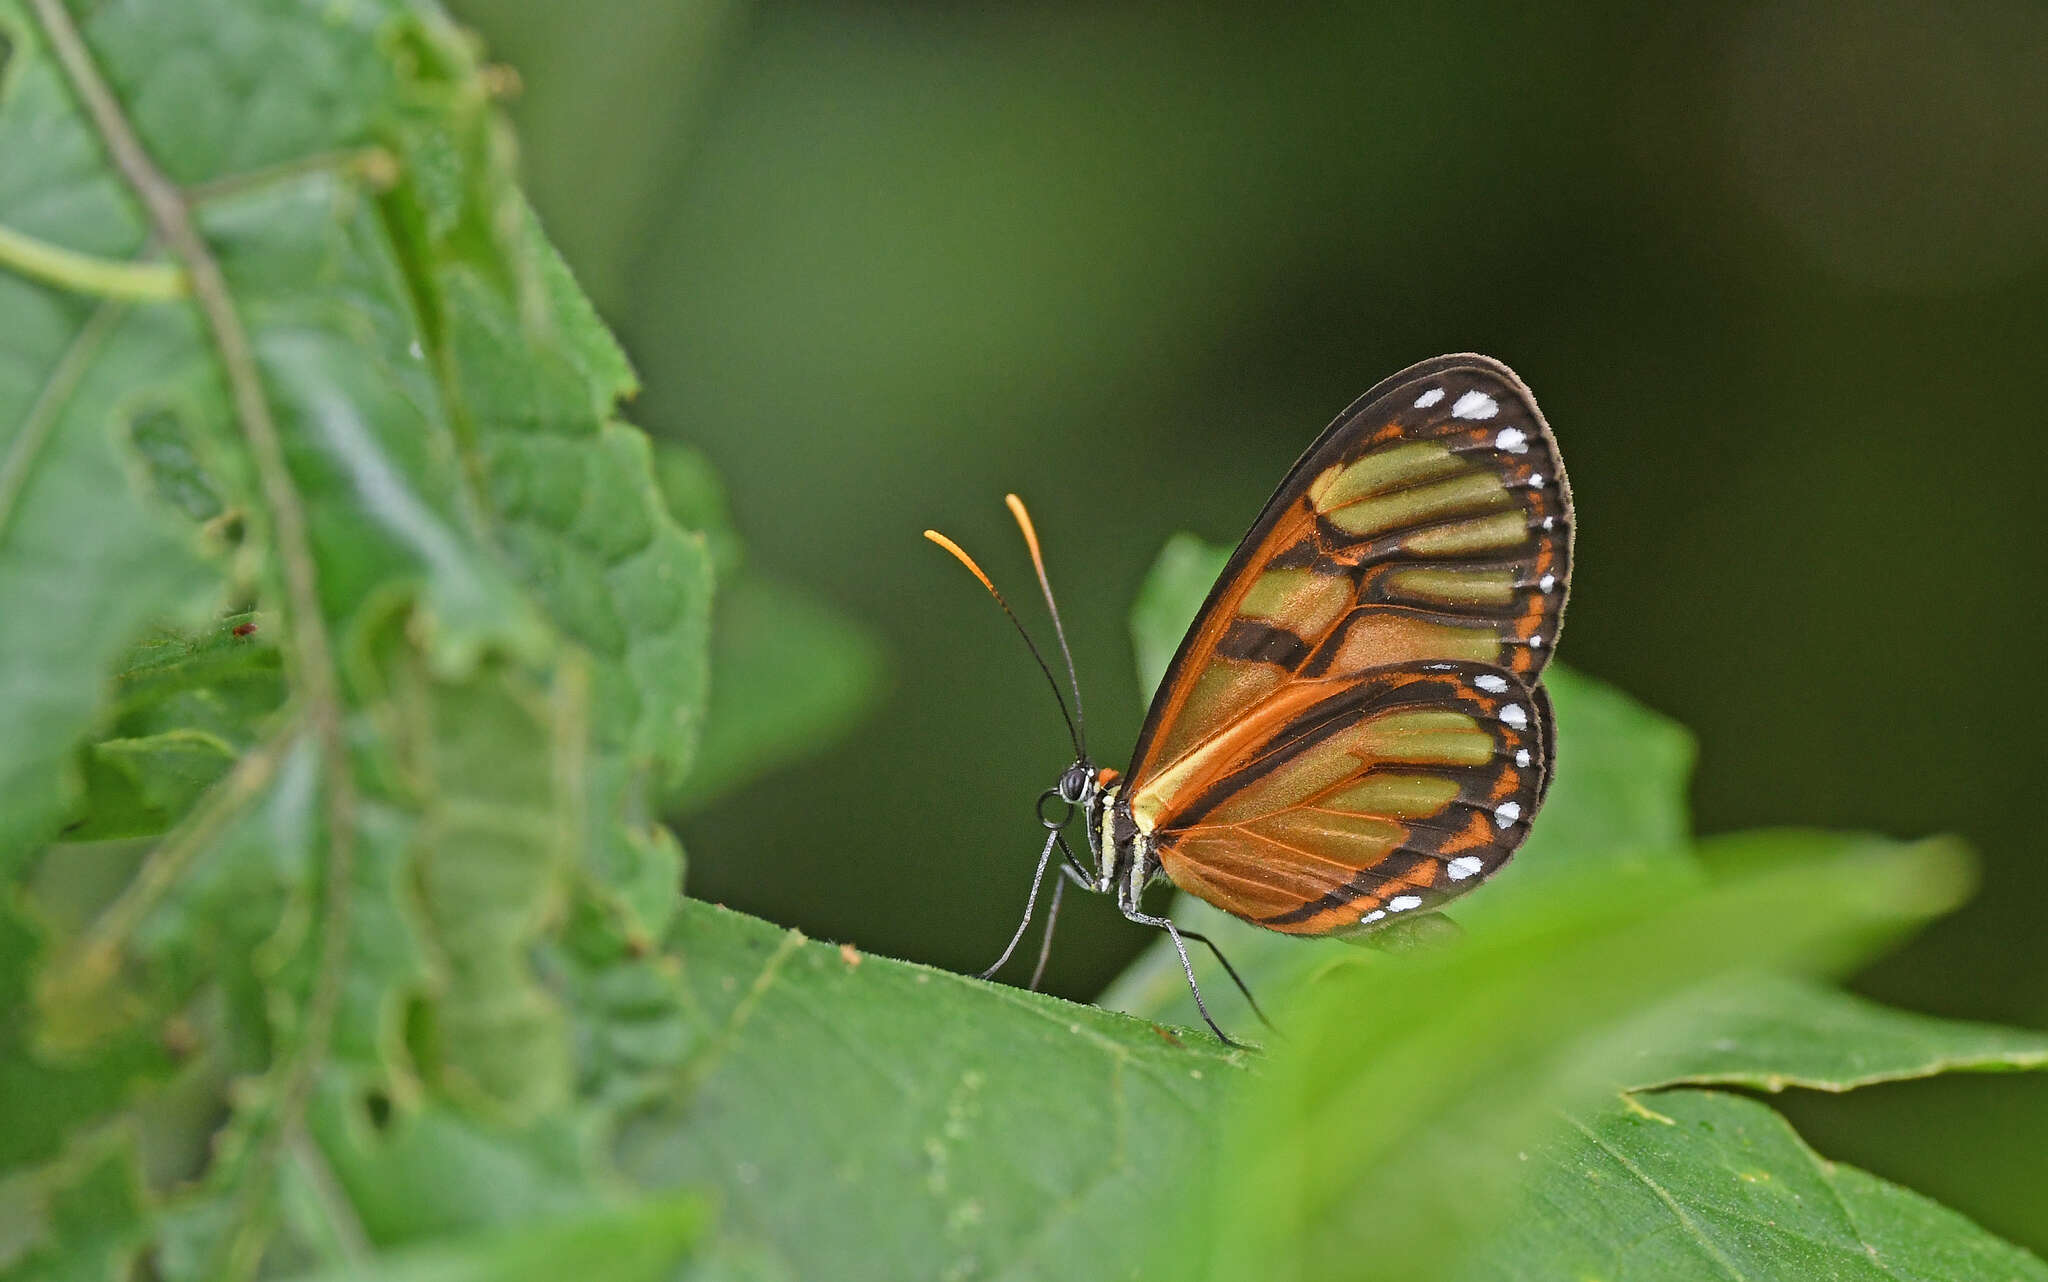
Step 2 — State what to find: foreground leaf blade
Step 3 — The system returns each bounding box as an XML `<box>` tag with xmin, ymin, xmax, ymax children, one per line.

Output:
<box><xmin>1184</xmin><ymin>839</ymin><xmax>1989</xmax><ymax>1281</ymax></box>
<box><xmin>1460</xmin><ymin>1089</ymin><xmax>2048</xmax><ymax>1282</ymax></box>
<box><xmin>270</xmin><ymin>1190</ymin><xmax>708</xmax><ymax>1282</ymax></box>
<box><xmin>1</xmin><ymin>1</ymin><xmax>723</xmax><ymax>1274</ymax></box>
<box><xmin>1618</xmin><ymin>971</ymin><xmax>2048</xmax><ymax>1095</ymax></box>
<box><xmin>614</xmin><ymin>901</ymin><xmax>1245</xmax><ymax>1282</ymax></box>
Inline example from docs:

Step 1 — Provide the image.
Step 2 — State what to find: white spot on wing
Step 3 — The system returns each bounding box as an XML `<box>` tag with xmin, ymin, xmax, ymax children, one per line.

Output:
<box><xmin>1448</xmin><ymin>855</ymin><xmax>1484</xmax><ymax>881</ymax></box>
<box><xmin>1530</xmin><ymin>635</ymin><xmax>1545</xmax><ymax>649</ymax></box>
<box><xmin>1493</xmin><ymin>800</ymin><xmax>1522</xmax><ymax>829</ymax></box>
<box><xmin>1388</xmin><ymin>894</ymin><xmax>1423</xmax><ymax>913</ymax></box>
<box><xmin>1515</xmin><ymin>747</ymin><xmax>1532</xmax><ymax>768</ymax></box>
<box><xmin>1452</xmin><ymin>390</ymin><xmax>1499</xmax><ymax>420</ymax></box>
<box><xmin>1529</xmin><ymin>473</ymin><xmax>1546</xmax><ymax>489</ymax></box>
<box><xmin>1501</xmin><ymin>703</ymin><xmax>1528</xmax><ymax>729</ymax></box>
<box><xmin>1360</xmin><ymin>909</ymin><xmax>1387</xmax><ymax>924</ymax></box>
<box><xmin>1415</xmin><ymin>387</ymin><xmax>1445</xmax><ymax>408</ymax></box>
<box><xmin>1539</xmin><ymin>574</ymin><xmax>1557</xmax><ymax>593</ymax></box>
<box><xmin>1494</xmin><ymin>426</ymin><xmax>1529</xmax><ymax>454</ymax></box>
<box><xmin>1541</xmin><ymin>516</ymin><xmax>1556</xmax><ymax>530</ymax></box>
<box><xmin>1475</xmin><ymin>673</ymin><xmax>1509</xmax><ymax>694</ymax></box>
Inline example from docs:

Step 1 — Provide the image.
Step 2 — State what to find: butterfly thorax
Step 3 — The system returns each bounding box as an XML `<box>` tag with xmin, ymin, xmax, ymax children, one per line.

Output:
<box><xmin>1074</xmin><ymin>770</ymin><xmax>1156</xmax><ymax>904</ymax></box>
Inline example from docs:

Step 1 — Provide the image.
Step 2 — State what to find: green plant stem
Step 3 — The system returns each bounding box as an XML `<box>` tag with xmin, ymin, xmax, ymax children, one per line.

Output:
<box><xmin>0</xmin><ymin>221</ymin><xmax>186</xmax><ymax>300</ymax></box>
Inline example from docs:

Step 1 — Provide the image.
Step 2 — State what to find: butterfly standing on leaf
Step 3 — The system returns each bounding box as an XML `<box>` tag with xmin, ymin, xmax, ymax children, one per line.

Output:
<box><xmin>927</xmin><ymin>354</ymin><xmax>1573</xmax><ymax>1047</ymax></box>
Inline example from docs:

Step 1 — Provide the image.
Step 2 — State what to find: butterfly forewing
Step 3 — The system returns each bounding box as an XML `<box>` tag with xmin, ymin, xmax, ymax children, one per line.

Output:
<box><xmin>1127</xmin><ymin>354</ymin><xmax>1571</xmax><ymax>936</ymax></box>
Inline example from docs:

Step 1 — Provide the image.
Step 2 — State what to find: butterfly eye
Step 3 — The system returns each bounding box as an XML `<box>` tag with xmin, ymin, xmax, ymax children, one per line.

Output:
<box><xmin>1058</xmin><ymin>762</ymin><xmax>1092</xmax><ymax>804</ymax></box>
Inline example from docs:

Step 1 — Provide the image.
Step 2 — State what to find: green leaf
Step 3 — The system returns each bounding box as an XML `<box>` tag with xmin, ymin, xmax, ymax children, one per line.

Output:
<box><xmin>98</xmin><ymin>616</ymin><xmax>285</xmax><ymax>745</ymax></box>
<box><xmin>0</xmin><ymin>346</ymin><xmax>213</xmax><ymax>863</ymax></box>
<box><xmin>614</xmin><ymin>900</ymin><xmax>1247</xmax><ymax>1282</ymax></box>
<box><xmin>202</xmin><ymin>169</ymin><xmax>553</xmax><ymax>670</ymax></box>
<box><xmin>61</xmin><ymin>618</ymin><xmax>283</xmax><ymax>840</ymax></box>
<box><xmin>126</xmin><ymin>405</ymin><xmax>226</xmax><ymax>521</ymax></box>
<box><xmin>1597</xmin><ymin>834</ymin><xmax>2048</xmax><ymax>1095</ymax></box>
<box><xmin>1619</xmin><ymin>971</ymin><xmax>2048</xmax><ymax>1094</ymax></box>
<box><xmin>1461</xmin><ymin>1089</ymin><xmax>2048</xmax><ymax>1282</ymax></box>
<box><xmin>0</xmin><ymin>905</ymin><xmax>167</xmax><ymax>1171</ymax></box>
<box><xmin>0</xmin><ymin>1129</ymin><xmax>151</xmax><ymax>1282</ymax></box>
<box><xmin>445</xmin><ymin>267</ymin><xmax>713</xmax><ymax>784</ymax></box>
<box><xmin>396</xmin><ymin>653</ymin><xmax>577</xmax><ymax>1119</ymax></box>
<box><xmin>267</xmin><ymin>1190</ymin><xmax>707</xmax><ymax>1282</ymax></box>
<box><xmin>295</xmin><ymin>1084</ymin><xmax>604</xmax><ymax>1250</ymax></box>
<box><xmin>68</xmin><ymin>729</ymin><xmax>240</xmax><ymax>840</ymax></box>
<box><xmin>673</xmin><ymin>571</ymin><xmax>885</xmax><ymax>813</ymax></box>
<box><xmin>1</xmin><ymin>1</ymin><xmax>716</xmax><ymax>1273</ymax></box>
<box><xmin>0</xmin><ymin>0</ymin><xmax>220</xmax><ymax>866</ymax></box>
<box><xmin>438</xmin><ymin>256</ymin><xmax>715</xmax><ymax>933</ymax></box>
<box><xmin>1178</xmin><ymin>838</ymin><xmax>2005</xmax><ymax>1281</ymax></box>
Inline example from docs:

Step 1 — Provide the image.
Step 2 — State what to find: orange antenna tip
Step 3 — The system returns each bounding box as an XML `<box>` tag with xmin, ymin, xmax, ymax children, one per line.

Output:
<box><xmin>1002</xmin><ymin>494</ymin><xmax>1087</xmax><ymax>750</ymax></box>
<box><xmin>923</xmin><ymin>528</ymin><xmax>997</xmax><ymax>594</ymax></box>
<box><xmin>1003</xmin><ymin>494</ymin><xmax>1044</xmax><ymax>564</ymax></box>
<box><xmin>925</xmin><ymin>506</ymin><xmax>1088</xmax><ymax>756</ymax></box>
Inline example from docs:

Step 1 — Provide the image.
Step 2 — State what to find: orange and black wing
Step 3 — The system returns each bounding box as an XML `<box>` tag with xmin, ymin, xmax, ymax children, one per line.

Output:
<box><xmin>1126</xmin><ymin>354</ymin><xmax>1570</xmax><ymax>935</ymax></box>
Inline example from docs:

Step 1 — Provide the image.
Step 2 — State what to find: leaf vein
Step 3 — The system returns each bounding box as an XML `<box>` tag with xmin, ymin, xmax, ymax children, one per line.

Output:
<box><xmin>1563</xmin><ymin>1108</ymin><xmax>1756</xmax><ymax>1282</ymax></box>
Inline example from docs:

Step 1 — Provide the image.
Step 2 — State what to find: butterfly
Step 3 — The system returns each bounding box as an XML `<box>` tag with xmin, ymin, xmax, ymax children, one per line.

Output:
<box><xmin>927</xmin><ymin>354</ymin><xmax>1572</xmax><ymax>1046</ymax></box>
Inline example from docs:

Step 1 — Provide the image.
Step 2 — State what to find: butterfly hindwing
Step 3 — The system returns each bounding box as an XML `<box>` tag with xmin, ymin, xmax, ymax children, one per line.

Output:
<box><xmin>1128</xmin><ymin>354</ymin><xmax>1570</xmax><ymax>935</ymax></box>
<box><xmin>1141</xmin><ymin>661</ymin><xmax>1548</xmax><ymax>935</ymax></box>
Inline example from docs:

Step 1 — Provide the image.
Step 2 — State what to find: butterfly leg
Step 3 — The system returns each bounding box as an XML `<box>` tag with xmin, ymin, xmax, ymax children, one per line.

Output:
<box><xmin>1168</xmin><ymin>926</ymin><xmax>1277</xmax><ymax>1036</ymax></box>
<box><xmin>1055</xmin><ymin>829</ymin><xmax>1095</xmax><ymax>885</ymax></box>
<box><xmin>978</xmin><ymin>827</ymin><xmax>1061</xmax><ymax>981</ymax></box>
<box><xmin>1023</xmin><ymin>850</ymin><xmax>1114</xmax><ymax>991</ymax></box>
<box><xmin>1116</xmin><ymin>897</ymin><xmax>1251</xmax><ymax>1050</ymax></box>
<box><xmin>1027</xmin><ymin>870</ymin><xmax>1068</xmax><ymax>991</ymax></box>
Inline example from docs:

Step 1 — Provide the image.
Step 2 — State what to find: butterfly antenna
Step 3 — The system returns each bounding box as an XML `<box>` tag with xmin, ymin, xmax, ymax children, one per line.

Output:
<box><xmin>1004</xmin><ymin>494</ymin><xmax>1087</xmax><ymax>756</ymax></box>
<box><xmin>925</xmin><ymin>527</ymin><xmax>1085</xmax><ymax>757</ymax></box>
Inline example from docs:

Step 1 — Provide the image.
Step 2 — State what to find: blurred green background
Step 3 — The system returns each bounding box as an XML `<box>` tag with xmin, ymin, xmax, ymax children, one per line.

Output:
<box><xmin>458</xmin><ymin>0</ymin><xmax>2048</xmax><ymax>1248</ymax></box>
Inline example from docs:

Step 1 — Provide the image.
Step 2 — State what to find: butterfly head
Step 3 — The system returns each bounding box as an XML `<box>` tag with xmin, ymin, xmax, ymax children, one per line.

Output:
<box><xmin>1056</xmin><ymin>760</ymin><xmax>1095</xmax><ymax>807</ymax></box>
<box><xmin>1040</xmin><ymin>760</ymin><xmax>1117</xmax><ymax>887</ymax></box>
<box><xmin>1046</xmin><ymin>759</ymin><xmax>1101</xmax><ymax>845</ymax></box>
